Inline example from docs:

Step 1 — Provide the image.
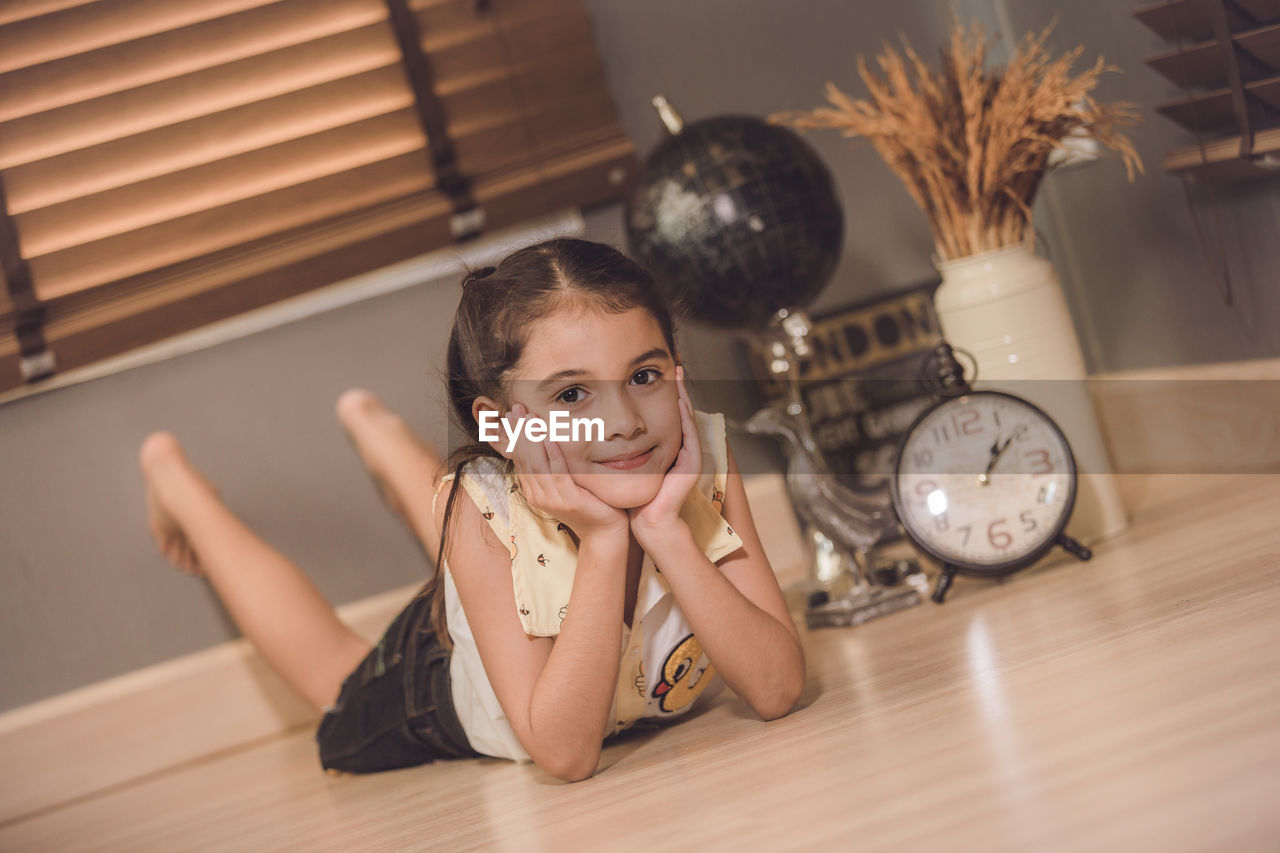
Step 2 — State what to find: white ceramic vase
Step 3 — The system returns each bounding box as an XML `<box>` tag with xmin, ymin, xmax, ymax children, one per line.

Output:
<box><xmin>933</xmin><ymin>243</ymin><xmax>1127</xmax><ymax>544</ymax></box>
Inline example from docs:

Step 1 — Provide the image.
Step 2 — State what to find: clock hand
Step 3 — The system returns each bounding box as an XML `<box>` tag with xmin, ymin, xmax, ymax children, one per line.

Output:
<box><xmin>979</xmin><ymin>435</ymin><xmax>1014</xmax><ymax>484</ymax></box>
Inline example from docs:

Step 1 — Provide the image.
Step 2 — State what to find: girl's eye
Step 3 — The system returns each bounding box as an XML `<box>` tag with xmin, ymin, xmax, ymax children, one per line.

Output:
<box><xmin>557</xmin><ymin>387</ymin><xmax>584</xmax><ymax>405</ymax></box>
<box><xmin>631</xmin><ymin>368</ymin><xmax>662</xmax><ymax>386</ymax></box>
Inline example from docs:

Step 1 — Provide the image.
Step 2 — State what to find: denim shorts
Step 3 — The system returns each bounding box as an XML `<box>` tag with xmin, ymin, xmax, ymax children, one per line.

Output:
<box><xmin>316</xmin><ymin>586</ymin><xmax>478</xmax><ymax>773</ymax></box>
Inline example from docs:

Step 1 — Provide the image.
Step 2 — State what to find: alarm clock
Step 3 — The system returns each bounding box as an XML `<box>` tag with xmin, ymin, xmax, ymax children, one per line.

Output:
<box><xmin>891</xmin><ymin>344</ymin><xmax>1092</xmax><ymax>602</ymax></box>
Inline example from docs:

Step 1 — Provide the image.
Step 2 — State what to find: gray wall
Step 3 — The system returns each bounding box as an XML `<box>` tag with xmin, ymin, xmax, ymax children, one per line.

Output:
<box><xmin>580</xmin><ymin>0</ymin><xmax>1280</xmax><ymax>372</ymax></box>
<box><xmin>2</xmin><ymin>0</ymin><xmax>1277</xmax><ymax>711</ymax></box>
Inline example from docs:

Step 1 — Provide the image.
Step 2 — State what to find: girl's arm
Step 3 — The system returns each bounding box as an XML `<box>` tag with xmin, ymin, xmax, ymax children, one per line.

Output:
<box><xmin>436</xmin><ymin>464</ymin><xmax>630</xmax><ymax>782</ymax></box>
<box><xmin>633</xmin><ymin>445</ymin><xmax>805</xmax><ymax>720</ymax></box>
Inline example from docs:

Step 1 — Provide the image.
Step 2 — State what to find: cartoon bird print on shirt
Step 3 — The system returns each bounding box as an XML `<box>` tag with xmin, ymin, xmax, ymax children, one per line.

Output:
<box><xmin>652</xmin><ymin>634</ymin><xmax>716</xmax><ymax>713</ymax></box>
<box><xmin>711</xmin><ymin>487</ymin><xmax>724</xmax><ymax>513</ymax></box>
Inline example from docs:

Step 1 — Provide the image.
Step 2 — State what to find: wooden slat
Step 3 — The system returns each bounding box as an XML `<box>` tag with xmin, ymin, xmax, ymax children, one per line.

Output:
<box><xmin>6</xmin><ymin>68</ymin><xmax>414</xmax><ymax>217</ymax></box>
<box><xmin>0</xmin><ymin>18</ymin><xmax>601</xmax><ymax>175</ymax></box>
<box><xmin>1238</xmin><ymin>0</ymin><xmax>1280</xmax><ymax>23</ymax></box>
<box><xmin>452</xmin><ymin>72</ymin><xmax>616</xmax><ymax>161</ymax></box>
<box><xmin>427</xmin><ymin>7</ymin><xmax>592</xmax><ymax>91</ymax></box>
<box><xmin>509</xmin><ymin>57</ymin><xmax>612</xmax><ymax>139</ymax></box>
<box><xmin>431</xmin><ymin>0</ymin><xmax>615</xmax><ymax>179</ymax></box>
<box><xmin>29</xmin><ymin>147</ymin><xmax>432</xmax><ymax>299</ymax></box>
<box><xmin>39</xmin><ymin>187</ymin><xmax>452</xmax><ymax>332</ymax></box>
<box><xmin>16</xmin><ymin>90</ymin><xmax>620</xmax><ymax>279</ymax></box>
<box><xmin>14</xmin><ymin>52</ymin><xmax>614</xmax><ymax>260</ymax></box>
<box><xmin>414</xmin><ymin>0</ymin><xmax>588</xmax><ymax>43</ymax></box>
<box><xmin>1147</xmin><ymin>23</ymin><xmax>1280</xmax><ymax>89</ymax></box>
<box><xmin>491</xmin><ymin>0</ymin><xmax>594</xmax><ymax>63</ymax></box>
<box><xmin>6</xmin><ymin>67</ymin><xmax>415</xmax><ymax>215</ymax></box>
<box><xmin>0</xmin><ymin>25</ymin><xmax>401</xmax><ymax>170</ymax></box>
<box><xmin>26</xmin><ymin>111</ymin><xmax>625</xmax><ymax>301</ymax></box>
<box><xmin>0</xmin><ymin>1</ymin><xmax>98</xmax><ymax>28</ymax></box>
<box><xmin>19</xmin><ymin>111</ymin><xmax>424</xmax><ymax>265</ymax></box>
<box><xmin>0</xmin><ymin>0</ymin><xmax>387</xmax><ymax>121</ymax></box>
<box><xmin>1162</xmin><ymin>124</ymin><xmax>1280</xmax><ymax>178</ymax></box>
<box><xmin>522</xmin><ymin>93</ymin><xmax>626</xmax><ymax>161</ymax></box>
<box><xmin>414</xmin><ymin>0</ymin><xmax>494</xmax><ymax>51</ymax></box>
<box><xmin>1242</xmin><ymin>20</ymin><xmax>1280</xmax><ymax>65</ymax></box>
<box><xmin>0</xmin><ymin>0</ymin><xmax>586</xmax><ymax>124</ymax></box>
<box><xmin>0</xmin><ymin>299</ymin><xmax>19</xmax><ymax>388</ymax></box>
<box><xmin>0</xmin><ymin>332</ymin><xmax>15</xmax><ymax>389</ymax></box>
<box><xmin>440</xmin><ymin>56</ymin><xmax>607</xmax><ymax>153</ymax></box>
<box><xmin>42</xmin><ymin>138</ymin><xmax>630</xmax><ymax>324</ymax></box>
<box><xmin>439</xmin><ymin>68</ymin><xmax>523</xmax><ymax>134</ymax></box>
<box><xmin>1155</xmin><ymin>73</ymin><xmax>1280</xmax><ymax>130</ymax></box>
<box><xmin>0</xmin><ymin>0</ymin><xmax>280</xmax><ymax>72</ymax></box>
<box><xmin>0</xmin><ymin>257</ymin><xmax>11</xmax><ymax>329</ymax></box>
<box><xmin>16</xmin><ymin>97</ymin><xmax>618</xmax><ymax>296</ymax></box>
<box><xmin>1134</xmin><ymin>0</ymin><xmax>1278</xmax><ymax>43</ymax></box>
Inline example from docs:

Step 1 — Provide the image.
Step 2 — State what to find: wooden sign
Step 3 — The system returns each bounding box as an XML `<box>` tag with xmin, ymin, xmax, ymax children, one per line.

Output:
<box><xmin>740</xmin><ymin>282</ymin><xmax>942</xmax><ymax>491</ymax></box>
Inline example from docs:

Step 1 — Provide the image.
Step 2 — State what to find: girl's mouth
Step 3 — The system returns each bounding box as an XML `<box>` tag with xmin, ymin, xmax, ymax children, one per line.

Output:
<box><xmin>596</xmin><ymin>446</ymin><xmax>656</xmax><ymax>470</ymax></box>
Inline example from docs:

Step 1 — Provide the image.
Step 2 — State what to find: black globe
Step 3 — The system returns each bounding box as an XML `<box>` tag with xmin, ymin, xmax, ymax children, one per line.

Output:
<box><xmin>624</xmin><ymin>114</ymin><xmax>843</xmax><ymax>329</ymax></box>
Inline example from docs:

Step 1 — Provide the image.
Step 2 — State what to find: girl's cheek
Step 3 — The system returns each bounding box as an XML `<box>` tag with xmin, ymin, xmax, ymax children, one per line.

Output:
<box><xmin>660</xmin><ymin>441</ymin><xmax>681</xmax><ymax>471</ymax></box>
<box><xmin>558</xmin><ymin>439</ymin><xmax>595</xmax><ymax>473</ymax></box>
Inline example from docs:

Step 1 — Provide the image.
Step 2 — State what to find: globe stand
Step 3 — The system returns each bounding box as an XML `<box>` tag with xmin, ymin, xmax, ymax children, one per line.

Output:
<box><xmin>751</xmin><ymin>308</ymin><xmax>921</xmax><ymax>628</ymax></box>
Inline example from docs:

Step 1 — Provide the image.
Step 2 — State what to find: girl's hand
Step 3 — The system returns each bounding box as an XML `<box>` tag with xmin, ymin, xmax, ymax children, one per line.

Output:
<box><xmin>506</xmin><ymin>403</ymin><xmax>629</xmax><ymax>543</ymax></box>
<box><xmin>629</xmin><ymin>365</ymin><xmax>701</xmax><ymax>542</ymax></box>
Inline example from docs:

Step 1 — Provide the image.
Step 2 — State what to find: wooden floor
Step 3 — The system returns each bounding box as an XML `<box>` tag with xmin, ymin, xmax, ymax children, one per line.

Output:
<box><xmin>2</xmin><ymin>474</ymin><xmax>1278</xmax><ymax>851</ymax></box>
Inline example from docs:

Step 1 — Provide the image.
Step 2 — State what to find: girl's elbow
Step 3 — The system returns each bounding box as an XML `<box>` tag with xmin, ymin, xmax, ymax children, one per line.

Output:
<box><xmin>537</xmin><ymin>746</ymin><xmax>601</xmax><ymax>783</ymax></box>
<box><xmin>754</xmin><ymin>660</ymin><xmax>805</xmax><ymax>721</ymax></box>
<box><xmin>753</xmin><ymin>685</ymin><xmax>802</xmax><ymax>721</ymax></box>
<box><xmin>551</xmin><ymin>762</ymin><xmax>598</xmax><ymax>783</ymax></box>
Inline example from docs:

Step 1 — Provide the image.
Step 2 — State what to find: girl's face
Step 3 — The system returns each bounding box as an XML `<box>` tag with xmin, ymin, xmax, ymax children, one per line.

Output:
<box><xmin>480</xmin><ymin>304</ymin><xmax>682</xmax><ymax>510</ymax></box>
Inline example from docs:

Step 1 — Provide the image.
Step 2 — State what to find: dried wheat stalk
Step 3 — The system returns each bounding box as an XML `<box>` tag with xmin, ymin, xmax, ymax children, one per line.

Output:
<box><xmin>771</xmin><ymin>21</ymin><xmax>1144</xmax><ymax>261</ymax></box>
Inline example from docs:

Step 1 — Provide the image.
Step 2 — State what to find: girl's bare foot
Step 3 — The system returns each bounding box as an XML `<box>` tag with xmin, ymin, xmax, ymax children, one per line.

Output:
<box><xmin>336</xmin><ymin>389</ymin><xmax>445</xmax><ymax>552</ymax></box>
<box><xmin>140</xmin><ymin>431</ymin><xmax>215</xmax><ymax>576</ymax></box>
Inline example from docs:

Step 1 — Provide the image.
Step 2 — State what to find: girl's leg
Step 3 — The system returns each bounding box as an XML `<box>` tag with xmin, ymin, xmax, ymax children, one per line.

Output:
<box><xmin>140</xmin><ymin>432</ymin><xmax>370</xmax><ymax>711</ymax></box>
<box><xmin>335</xmin><ymin>389</ymin><xmax>446</xmax><ymax>560</ymax></box>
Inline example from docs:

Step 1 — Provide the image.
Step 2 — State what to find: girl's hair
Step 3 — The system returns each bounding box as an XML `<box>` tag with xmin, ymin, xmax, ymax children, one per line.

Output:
<box><xmin>423</xmin><ymin>238</ymin><xmax>679</xmax><ymax>647</ymax></box>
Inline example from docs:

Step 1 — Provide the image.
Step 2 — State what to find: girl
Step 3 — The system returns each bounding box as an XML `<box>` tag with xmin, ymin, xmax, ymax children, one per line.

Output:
<box><xmin>140</xmin><ymin>238</ymin><xmax>804</xmax><ymax>782</ymax></box>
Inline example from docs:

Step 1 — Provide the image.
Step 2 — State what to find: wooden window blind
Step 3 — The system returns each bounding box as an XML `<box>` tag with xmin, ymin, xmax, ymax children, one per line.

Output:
<box><xmin>0</xmin><ymin>0</ymin><xmax>636</xmax><ymax>392</ymax></box>
<box><xmin>1135</xmin><ymin>0</ymin><xmax>1280</xmax><ymax>180</ymax></box>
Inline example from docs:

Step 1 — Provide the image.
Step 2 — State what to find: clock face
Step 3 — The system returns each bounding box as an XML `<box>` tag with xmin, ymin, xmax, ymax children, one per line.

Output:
<box><xmin>892</xmin><ymin>392</ymin><xmax>1076</xmax><ymax>572</ymax></box>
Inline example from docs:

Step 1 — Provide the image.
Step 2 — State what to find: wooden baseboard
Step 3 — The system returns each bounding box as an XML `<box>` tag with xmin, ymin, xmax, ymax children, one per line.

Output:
<box><xmin>0</xmin><ymin>584</ymin><xmax>418</xmax><ymax>825</ymax></box>
<box><xmin>0</xmin><ymin>475</ymin><xmax>804</xmax><ymax>825</ymax></box>
<box><xmin>1089</xmin><ymin>357</ymin><xmax>1280</xmax><ymax>473</ymax></box>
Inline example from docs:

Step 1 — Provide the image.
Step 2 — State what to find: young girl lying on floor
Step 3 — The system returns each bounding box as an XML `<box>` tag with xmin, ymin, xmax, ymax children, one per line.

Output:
<box><xmin>140</xmin><ymin>238</ymin><xmax>804</xmax><ymax>782</ymax></box>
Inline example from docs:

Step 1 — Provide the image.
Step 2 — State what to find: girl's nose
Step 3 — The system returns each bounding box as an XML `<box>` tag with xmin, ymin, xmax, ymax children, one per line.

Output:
<box><xmin>602</xmin><ymin>393</ymin><xmax>645</xmax><ymax>440</ymax></box>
